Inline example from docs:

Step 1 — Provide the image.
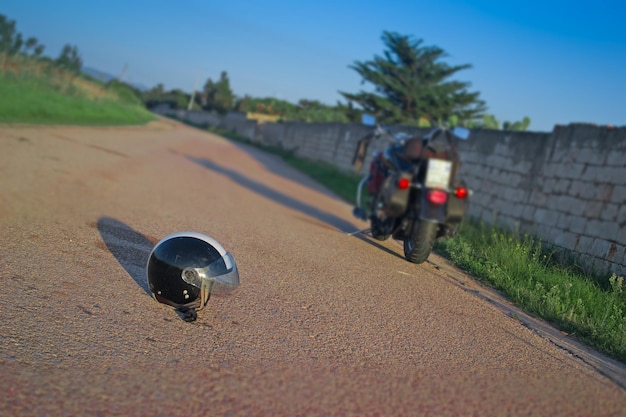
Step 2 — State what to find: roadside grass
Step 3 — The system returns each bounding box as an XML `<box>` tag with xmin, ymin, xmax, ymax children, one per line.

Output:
<box><xmin>0</xmin><ymin>61</ymin><xmax>154</xmax><ymax>125</ymax></box>
<box><xmin>190</xmin><ymin>122</ymin><xmax>626</xmax><ymax>364</ymax></box>
<box><xmin>435</xmin><ymin>223</ymin><xmax>625</xmax><ymax>363</ymax></box>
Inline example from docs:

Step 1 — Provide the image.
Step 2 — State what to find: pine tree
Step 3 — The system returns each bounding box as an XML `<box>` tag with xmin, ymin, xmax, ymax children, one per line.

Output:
<box><xmin>340</xmin><ymin>31</ymin><xmax>486</xmax><ymax>126</ymax></box>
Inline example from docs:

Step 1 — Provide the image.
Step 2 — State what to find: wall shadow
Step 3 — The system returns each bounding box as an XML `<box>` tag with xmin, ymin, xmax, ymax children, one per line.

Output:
<box><xmin>188</xmin><ymin>156</ymin><xmax>359</xmax><ymax>234</ymax></box>
<box><xmin>97</xmin><ymin>216</ymin><xmax>155</xmax><ymax>295</ymax></box>
<box><xmin>230</xmin><ymin>141</ymin><xmax>347</xmax><ymax>200</ymax></box>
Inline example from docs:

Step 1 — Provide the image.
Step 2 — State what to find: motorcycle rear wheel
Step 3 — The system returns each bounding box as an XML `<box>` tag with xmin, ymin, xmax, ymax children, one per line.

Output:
<box><xmin>404</xmin><ymin>220</ymin><xmax>438</xmax><ymax>264</ymax></box>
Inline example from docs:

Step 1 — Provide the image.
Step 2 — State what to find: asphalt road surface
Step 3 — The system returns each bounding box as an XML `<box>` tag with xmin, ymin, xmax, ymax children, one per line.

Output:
<box><xmin>1</xmin><ymin>118</ymin><xmax>625</xmax><ymax>416</ymax></box>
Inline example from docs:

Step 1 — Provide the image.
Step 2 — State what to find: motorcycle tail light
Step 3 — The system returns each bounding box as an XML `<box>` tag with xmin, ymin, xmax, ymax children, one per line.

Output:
<box><xmin>455</xmin><ymin>187</ymin><xmax>469</xmax><ymax>199</ymax></box>
<box><xmin>397</xmin><ymin>178</ymin><xmax>410</xmax><ymax>190</ymax></box>
<box><xmin>427</xmin><ymin>190</ymin><xmax>448</xmax><ymax>205</ymax></box>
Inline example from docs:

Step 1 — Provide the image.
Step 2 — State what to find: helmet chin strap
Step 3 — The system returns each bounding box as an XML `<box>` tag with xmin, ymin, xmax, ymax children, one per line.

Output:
<box><xmin>175</xmin><ymin>276</ymin><xmax>213</xmax><ymax>322</ymax></box>
<box><xmin>199</xmin><ymin>279</ymin><xmax>213</xmax><ymax>309</ymax></box>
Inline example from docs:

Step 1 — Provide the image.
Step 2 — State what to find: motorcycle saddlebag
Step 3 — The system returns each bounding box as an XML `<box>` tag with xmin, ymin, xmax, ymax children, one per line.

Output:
<box><xmin>446</xmin><ymin>185</ymin><xmax>468</xmax><ymax>224</ymax></box>
<box><xmin>382</xmin><ymin>172</ymin><xmax>411</xmax><ymax>217</ymax></box>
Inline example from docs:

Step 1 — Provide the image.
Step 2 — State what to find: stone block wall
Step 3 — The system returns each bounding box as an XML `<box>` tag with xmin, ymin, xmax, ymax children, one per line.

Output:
<box><xmin>455</xmin><ymin>125</ymin><xmax>626</xmax><ymax>276</ymax></box>
<box><xmin>534</xmin><ymin>125</ymin><xmax>625</xmax><ymax>276</ymax></box>
<box><xmin>256</xmin><ymin>122</ymin><xmax>376</xmax><ymax>171</ymax></box>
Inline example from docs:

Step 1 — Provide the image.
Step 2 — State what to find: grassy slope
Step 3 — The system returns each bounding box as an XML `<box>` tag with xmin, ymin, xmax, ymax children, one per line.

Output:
<box><xmin>0</xmin><ymin>67</ymin><xmax>154</xmax><ymax>125</ymax></box>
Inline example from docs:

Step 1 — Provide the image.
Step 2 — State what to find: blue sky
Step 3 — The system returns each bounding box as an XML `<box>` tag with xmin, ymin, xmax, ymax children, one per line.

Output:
<box><xmin>4</xmin><ymin>0</ymin><xmax>625</xmax><ymax>131</ymax></box>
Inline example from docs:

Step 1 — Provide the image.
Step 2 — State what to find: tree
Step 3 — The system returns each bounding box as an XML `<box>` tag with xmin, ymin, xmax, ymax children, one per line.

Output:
<box><xmin>202</xmin><ymin>71</ymin><xmax>234</xmax><ymax>114</ymax></box>
<box><xmin>503</xmin><ymin>116</ymin><xmax>531</xmax><ymax>131</ymax></box>
<box><xmin>23</xmin><ymin>36</ymin><xmax>44</xmax><ymax>57</ymax></box>
<box><xmin>340</xmin><ymin>31</ymin><xmax>486</xmax><ymax>127</ymax></box>
<box><xmin>55</xmin><ymin>44</ymin><xmax>82</xmax><ymax>74</ymax></box>
<box><xmin>0</xmin><ymin>14</ymin><xmax>46</xmax><ymax>70</ymax></box>
<box><xmin>335</xmin><ymin>100</ymin><xmax>362</xmax><ymax>123</ymax></box>
<box><xmin>142</xmin><ymin>83</ymin><xmax>192</xmax><ymax>109</ymax></box>
<box><xmin>295</xmin><ymin>99</ymin><xmax>349</xmax><ymax>122</ymax></box>
<box><xmin>480</xmin><ymin>113</ymin><xmax>500</xmax><ymax>130</ymax></box>
<box><xmin>469</xmin><ymin>113</ymin><xmax>532</xmax><ymax>131</ymax></box>
<box><xmin>234</xmin><ymin>95</ymin><xmax>355</xmax><ymax>123</ymax></box>
<box><xmin>153</xmin><ymin>83</ymin><xmax>165</xmax><ymax>95</ymax></box>
<box><xmin>0</xmin><ymin>14</ymin><xmax>19</xmax><ymax>55</ymax></box>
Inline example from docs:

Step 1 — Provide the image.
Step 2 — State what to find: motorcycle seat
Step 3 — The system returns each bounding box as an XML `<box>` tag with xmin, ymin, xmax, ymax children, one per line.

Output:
<box><xmin>398</xmin><ymin>138</ymin><xmax>425</xmax><ymax>161</ymax></box>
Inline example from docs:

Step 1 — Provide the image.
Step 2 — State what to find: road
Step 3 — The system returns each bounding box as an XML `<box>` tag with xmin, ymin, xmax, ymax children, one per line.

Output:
<box><xmin>1</xmin><ymin>118</ymin><xmax>625</xmax><ymax>416</ymax></box>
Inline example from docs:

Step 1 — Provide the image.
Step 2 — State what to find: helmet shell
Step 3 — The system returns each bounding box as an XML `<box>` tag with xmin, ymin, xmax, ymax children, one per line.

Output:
<box><xmin>146</xmin><ymin>232</ymin><xmax>228</xmax><ymax>308</ymax></box>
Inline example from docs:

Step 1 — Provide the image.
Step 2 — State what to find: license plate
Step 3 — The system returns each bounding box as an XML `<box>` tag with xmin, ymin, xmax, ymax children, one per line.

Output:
<box><xmin>425</xmin><ymin>159</ymin><xmax>452</xmax><ymax>189</ymax></box>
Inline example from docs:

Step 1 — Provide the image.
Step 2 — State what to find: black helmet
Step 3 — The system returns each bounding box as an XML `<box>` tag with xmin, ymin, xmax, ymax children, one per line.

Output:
<box><xmin>146</xmin><ymin>232</ymin><xmax>239</xmax><ymax>321</ymax></box>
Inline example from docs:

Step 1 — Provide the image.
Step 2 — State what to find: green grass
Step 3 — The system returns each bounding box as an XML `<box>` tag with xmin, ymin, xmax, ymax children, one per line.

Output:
<box><xmin>185</xmin><ymin>120</ymin><xmax>626</xmax><ymax>364</ymax></box>
<box><xmin>435</xmin><ymin>223</ymin><xmax>626</xmax><ymax>362</ymax></box>
<box><xmin>0</xmin><ymin>68</ymin><xmax>154</xmax><ymax>125</ymax></box>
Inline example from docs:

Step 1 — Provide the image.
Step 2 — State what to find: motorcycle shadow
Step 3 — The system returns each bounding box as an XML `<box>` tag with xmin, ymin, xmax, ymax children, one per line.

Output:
<box><xmin>351</xmin><ymin>231</ymin><xmax>407</xmax><ymax>261</ymax></box>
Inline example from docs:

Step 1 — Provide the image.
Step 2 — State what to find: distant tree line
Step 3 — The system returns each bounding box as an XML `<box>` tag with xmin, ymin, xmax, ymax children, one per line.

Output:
<box><xmin>2</xmin><ymin>13</ymin><xmax>531</xmax><ymax>130</ymax></box>
<box><xmin>142</xmin><ymin>71</ymin><xmax>363</xmax><ymax>124</ymax></box>
<box><xmin>0</xmin><ymin>14</ymin><xmax>82</xmax><ymax>74</ymax></box>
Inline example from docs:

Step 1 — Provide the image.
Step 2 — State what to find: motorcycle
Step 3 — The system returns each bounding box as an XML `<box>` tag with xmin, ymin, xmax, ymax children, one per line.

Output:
<box><xmin>352</xmin><ymin>116</ymin><xmax>471</xmax><ymax>264</ymax></box>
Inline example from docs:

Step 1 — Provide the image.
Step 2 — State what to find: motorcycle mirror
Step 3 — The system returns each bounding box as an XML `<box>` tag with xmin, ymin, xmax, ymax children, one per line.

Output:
<box><xmin>361</xmin><ymin>113</ymin><xmax>376</xmax><ymax>126</ymax></box>
<box><xmin>452</xmin><ymin>127</ymin><xmax>470</xmax><ymax>140</ymax></box>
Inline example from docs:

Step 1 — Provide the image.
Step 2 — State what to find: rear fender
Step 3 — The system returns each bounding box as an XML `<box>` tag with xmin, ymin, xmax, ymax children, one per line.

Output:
<box><xmin>419</xmin><ymin>190</ymin><xmax>447</xmax><ymax>223</ymax></box>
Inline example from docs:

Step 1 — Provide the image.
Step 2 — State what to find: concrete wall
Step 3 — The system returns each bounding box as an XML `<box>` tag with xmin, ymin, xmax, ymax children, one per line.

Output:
<box><xmin>456</xmin><ymin>126</ymin><xmax>626</xmax><ymax>276</ymax></box>
<box><xmin>154</xmin><ymin>107</ymin><xmax>626</xmax><ymax>278</ymax></box>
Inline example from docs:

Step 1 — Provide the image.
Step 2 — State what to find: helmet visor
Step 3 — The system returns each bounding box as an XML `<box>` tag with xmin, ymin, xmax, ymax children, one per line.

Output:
<box><xmin>181</xmin><ymin>252</ymin><xmax>240</xmax><ymax>295</ymax></box>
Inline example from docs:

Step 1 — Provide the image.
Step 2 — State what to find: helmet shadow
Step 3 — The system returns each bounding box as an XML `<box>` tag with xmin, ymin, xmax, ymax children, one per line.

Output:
<box><xmin>97</xmin><ymin>216</ymin><xmax>155</xmax><ymax>296</ymax></box>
